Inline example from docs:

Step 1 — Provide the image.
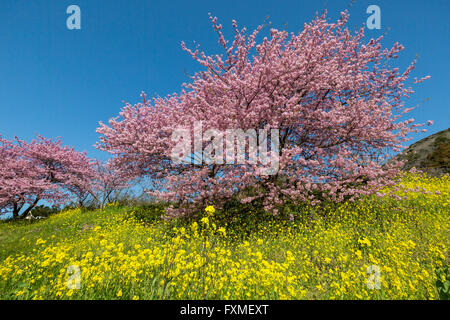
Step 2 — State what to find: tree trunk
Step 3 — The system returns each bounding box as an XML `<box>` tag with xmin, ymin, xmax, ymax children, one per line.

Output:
<box><xmin>12</xmin><ymin>203</ymin><xmax>19</xmax><ymax>220</ymax></box>
<box><xmin>19</xmin><ymin>198</ymin><xmax>40</xmax><ymax>219</ymax></box>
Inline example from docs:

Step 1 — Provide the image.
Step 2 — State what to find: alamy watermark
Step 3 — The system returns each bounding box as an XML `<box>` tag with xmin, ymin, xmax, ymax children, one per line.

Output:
<box><xmin>366</xmin><ymin>5</ymin><xmax>381</xmax><ymax>30</ymax></box>
<box><xmin>171</xmin><ymin>121</ymin><xmax>280</xmax><ymax>176</ymax></box>
<box><xmin>66</xmin><ymin>5</ymin><xmax>81</xmax><ymax>30</ymax></box>
<box><xmin>64</xmin><ymin>5</ymin><xmax>380</xmax><ymax>33</ymax></box>
<box><xmin>366</xmin><ymin>265</ymin><xmax>381</xmax><ymax>290</ymax></box>
<box><xmin>67</xmin><ymin>265</ymin><xmax>81</xmax><ymax>289</ymax></box>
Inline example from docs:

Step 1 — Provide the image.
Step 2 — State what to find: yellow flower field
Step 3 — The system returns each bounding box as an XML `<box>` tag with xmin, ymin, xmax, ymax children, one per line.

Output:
<box><xmin>0</xmin><ymin>173</ymin><xmax>448</xmax><ymax>300</ymax></box>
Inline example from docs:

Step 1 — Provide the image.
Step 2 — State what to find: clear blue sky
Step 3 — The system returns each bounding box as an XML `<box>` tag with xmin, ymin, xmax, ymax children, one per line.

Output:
<box><xmin>0</xmin><ymin>0</ymin><xmax>448</xmax><ymax>160</ymax></box>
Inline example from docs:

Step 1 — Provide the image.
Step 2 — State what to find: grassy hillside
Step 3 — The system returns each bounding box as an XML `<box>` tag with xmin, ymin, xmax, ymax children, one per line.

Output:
<box><xmin>398</xmin><ymin>128</ymin><xmax>450</xmax><ymax>176</ymax></box>
<box><xmin>0</xmin><ymin>173</ymin><xmax>449</xmax><ymax>300</ymax></box>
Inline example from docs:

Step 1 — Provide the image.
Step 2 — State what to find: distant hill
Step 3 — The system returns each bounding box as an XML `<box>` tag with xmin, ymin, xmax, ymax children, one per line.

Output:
<box><xmin>397</xmin><ymin>128</ymin><xmax>450</xmax><ymax>176</ymax></box>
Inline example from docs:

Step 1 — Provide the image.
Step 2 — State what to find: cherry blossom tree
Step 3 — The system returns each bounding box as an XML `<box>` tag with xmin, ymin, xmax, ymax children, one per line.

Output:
<box><xmin>97</xmin><ymin>11</ymin><xmax>430</xmax><ymax>219</ymax></box>
<box><xmin>0</xmin><ymin>136</ymin><xmax>52</xmax><ymax>219</ymax></box>
<box><xmin>0</xmin><ymin>135</ymin><xmax>95</xmax><ymax>219</ymax></box>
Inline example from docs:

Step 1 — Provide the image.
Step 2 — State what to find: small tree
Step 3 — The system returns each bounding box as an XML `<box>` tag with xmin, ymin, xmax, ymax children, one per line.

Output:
<box><xmin>91</xmin><ymin>160</ymin><xmax>128</xmax><ymax>209</ymax></box>
<box><xmin>97</xmin><ymin>11</ymin><xmax>430</xmax><ymax>219</ymax></box>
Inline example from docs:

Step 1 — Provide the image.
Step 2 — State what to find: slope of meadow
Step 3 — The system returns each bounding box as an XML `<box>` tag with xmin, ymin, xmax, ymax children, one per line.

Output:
<box><xmin>0</xmin><ymin>173</ymin><xmax>448</xmax><ymax>300</ymax></box>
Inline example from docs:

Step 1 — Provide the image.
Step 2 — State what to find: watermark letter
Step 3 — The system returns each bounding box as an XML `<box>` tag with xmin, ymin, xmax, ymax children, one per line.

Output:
<box><xmin>66</xmin><ymin>5</ymin><xmax>81</xmax><ymax>30</ymax></box>
<box><xmin>67</xmin><ymin>265</ymin><xmax>81</xmax><ymax>289</ymax></box>
<box><xmin>366</xmin><ymin>265</ymin><xmax>381</xmax><ymax>289</ymax></box>
<box><xmin>366</xmin><ymin>5</ymin><xmax>381</xmax><ymax>30</ymax></box>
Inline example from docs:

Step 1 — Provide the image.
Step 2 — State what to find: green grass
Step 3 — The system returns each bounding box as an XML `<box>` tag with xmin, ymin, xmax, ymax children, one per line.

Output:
<box><xmin>0</xmin><ymin>207</ymin><xmax>123</xmax><ymax>261</ymax></box>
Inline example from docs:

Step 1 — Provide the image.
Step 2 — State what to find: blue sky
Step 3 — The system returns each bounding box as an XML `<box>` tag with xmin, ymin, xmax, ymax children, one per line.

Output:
<box><xmin>0</xmin><ymin>0</ymin><xmax>448</xmax><ymax>161</ymax></box>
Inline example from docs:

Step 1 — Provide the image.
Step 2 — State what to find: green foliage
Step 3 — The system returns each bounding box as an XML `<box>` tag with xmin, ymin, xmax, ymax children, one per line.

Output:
<box><xmin>435</xmin><ymin>264</ymin><xmax>450</xmax><ymax>300</ymax></box>
<box><xmin>30</xmin><ymin>205</ymin><xmax>60</xmax><ymax>218</ymax></box>
<box><xmin>128</xmin><ymin>203</ymin><xmax>166</xmax><ymax>224</ymax></box>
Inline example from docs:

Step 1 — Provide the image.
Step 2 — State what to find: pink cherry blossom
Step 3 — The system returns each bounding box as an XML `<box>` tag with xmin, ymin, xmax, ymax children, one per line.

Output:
<box><xmin>0</xmin><ymin>135</ymin><xmax>95</xmax><ymax>219</ymax></box>
<box><xmin>97</xmin><ymin>11</ymin><xmax>429</xmax><ymax>219</ymax></box>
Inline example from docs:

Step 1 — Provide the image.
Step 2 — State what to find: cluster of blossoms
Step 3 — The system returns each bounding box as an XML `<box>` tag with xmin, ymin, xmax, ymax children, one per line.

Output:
<box><xmin>97</xmin><ymin>11</ymin><xmax>431</xmax><ymax>219</ymax></box>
